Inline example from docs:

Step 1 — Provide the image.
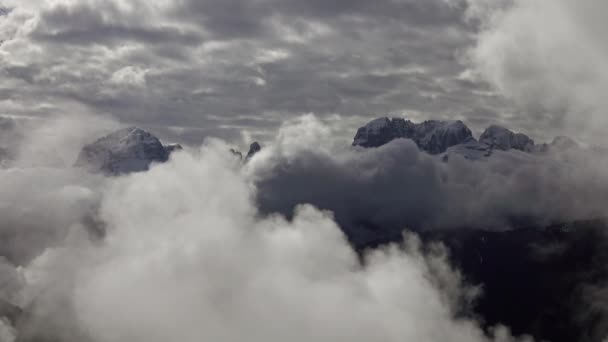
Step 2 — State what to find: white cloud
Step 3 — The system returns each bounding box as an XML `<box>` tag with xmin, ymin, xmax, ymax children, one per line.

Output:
<box><xmin>109</xmin><ymin>66</ymin><xmax>148</xmax><ymax>88</ymax></box>
<box><xmin>65</xmin><ymin>143</ymin><xmax>520</xmax><ymax>342</ymax></box>
<box><xmin>466</xmin><ymin>0</ymin><xmax>608</xmax><ymax>143</ymax></box>
<box><xmin>0</xmin><ymin>120</ymin><xmax>531</xmax><ymax>342</ymax></box>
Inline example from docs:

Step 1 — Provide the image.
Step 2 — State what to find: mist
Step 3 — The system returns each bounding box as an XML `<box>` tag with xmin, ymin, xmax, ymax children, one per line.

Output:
<box><xmin>0</xmin><ymin>114</ymin><xmax>606</xmax><ymax>340</ymax></box>
<box><xmin>252</xmin><ymin>116</ymin><xmax>608</xmax><ymax>246</ymax></box>
<box><xmin>0</xmin><ymin>1</ymin><xmax>607</xmax><ymax>341</ymax></box>
<box><xmin>0</xmin><ymin>124</ymin><xmax>535</xmax><ymax>342</ymax></box>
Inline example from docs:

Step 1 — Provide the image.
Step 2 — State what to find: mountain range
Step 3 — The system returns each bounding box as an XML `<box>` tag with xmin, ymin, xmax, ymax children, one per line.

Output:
<box><xmin>73</xmin><ymin>117</ymin><xmax>583</xmax><ymax>175</ymax></box>
<box><xmin>3</xmin><ymin>118</ymin><xmax>607</xmax><ymax>342</ymax></box>
<box><xmin>352</xmin><ymin>117</ymin><xmax>579</xmax><ymax>161</ymax></box>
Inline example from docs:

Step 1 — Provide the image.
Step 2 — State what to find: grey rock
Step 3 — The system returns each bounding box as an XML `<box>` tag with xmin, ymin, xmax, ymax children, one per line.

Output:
<box><xmin>246</xmin><ymin>142</ymin><xmax>262</xmax><ymax>160</ymax></box>
<box><xmin>479</xmin><ymin>125</ymin><xmax>535</xmax><ymax>152</ymax></box>
<box><xmin>353</xmin><ymin>117</ymin><xmax>474</xmax><ymax>154</ymax></box>
<box><xmin>441</xmin><ymin>139</ymin><xmax>493</xmax><ymax>162</ymax></box>
<box><xmin>230</xmin><ymin>148</ymin><xmax>243</xmax><ymax>160</ymax></box>
<box><xmin>164</xmin><ymin>143</ymin><xmax>183</xmax><ymax>154</ymax></box>
<box><xmin>75</xmin><ymin>127</ymin><xmax>172</xmax><ymax>175</ymax></box>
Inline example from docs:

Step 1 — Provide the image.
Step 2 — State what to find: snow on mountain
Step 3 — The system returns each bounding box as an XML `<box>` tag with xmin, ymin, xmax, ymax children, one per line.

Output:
<box><xmin>354</xmin><ymin>117</ymin><xmax>581</xmax><ymax>162</ymax></box>
<box><xmin>164</xmin><ymin>143</ymin><xmax>183</xmax><ymax>154</ymax></box>
<box><xmin>352</xmin><ymin>117</ymin><xmax>474</xmax><ymax>154</ymax></box>
<box><xmin>74</xmin><ymin>127</ymin><xmax>179</xmax><ymax>175</ymax></box>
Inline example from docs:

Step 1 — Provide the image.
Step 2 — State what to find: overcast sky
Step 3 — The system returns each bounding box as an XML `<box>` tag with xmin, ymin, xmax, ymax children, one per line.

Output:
<box><xmin>1</xmin><ymin>0</ymin><xmax>606</xmax><ymax>147</ymax></box>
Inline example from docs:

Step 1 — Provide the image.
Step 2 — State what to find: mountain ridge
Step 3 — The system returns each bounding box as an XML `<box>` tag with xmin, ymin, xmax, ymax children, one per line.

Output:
<box><xmin>353</xmin><ymin>117</ymin><xmax>579</xmax><ymax>160</ymax></box>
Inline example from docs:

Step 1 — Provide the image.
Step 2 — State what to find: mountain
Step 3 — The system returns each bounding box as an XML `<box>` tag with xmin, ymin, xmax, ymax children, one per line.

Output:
<box><xmin>164</xmin><ymin>143</ymin><xmax>183</xmax><ymax>154</ymax></box>
<box><xmin>442</xmin><ymin>125</ymin><xmax>536</xmax><ymax>161</ymax></box>
<box><xmin>479</xmin><ymin>125</ymin><xmax>535</xmax><ymax>152</ymax></box>
<box><xmin>246</xmin><ymin>142</ymin><xmax>262</xmax><ymax>160</ymax></box>
<box><xmin>358</xmin><ymin>219</ymin><xmax>608</xmax><ymax>342</ymax></box>
<box><xmin>352</xmin><ymin>117</ymin><xmax>474</xmax><ymax>154</ymax></box>
<box><xmin>354</xmin><ymin>117</ymin><xmax>578</xmax><ymax>161</ymax></box>
<box><xmin>74</xmin><ymin>127</ymin><xmax>180</xmax><ymax>175</ymax></box>
<box><xmin>231</xmin><ymin>142</ymin><xmax>262</xmax><ymax>162</ymax></box>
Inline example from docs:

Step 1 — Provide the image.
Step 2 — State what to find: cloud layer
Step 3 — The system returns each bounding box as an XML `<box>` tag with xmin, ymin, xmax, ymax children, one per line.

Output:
<box><xmin>253</xmin><ymin>116</ymin><xmax>608</xmax><ymax>246</ymax></box>
<box><xmin>1</xmin><ymin>114</ymin><xmax>607</xmax><ymax>341</ymax></box>
<box><xmin>0</xmin><ymin>128</ymin><xmax>533</xmax><ymax>342</ymax></box>
<box><xmin>0</xmin><ymin>0</ymin><xmax>518</xmax><ymax>146</ymax></box>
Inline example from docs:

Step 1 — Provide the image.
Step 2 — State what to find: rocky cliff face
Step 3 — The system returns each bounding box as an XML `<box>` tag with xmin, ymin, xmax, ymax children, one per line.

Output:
<box><xmin>352</xmin><ymin>117</ymin><xmax>474</xmax><ymax>154</ymax></box>
<box><xmin>246</xmin><ymin>142</ymin><xmax>262</xmax><ymax>160</ymax></box>
<box><xmin>74</xmin><ymin>127</ymin><xmax>179</xmax><ymax>175</ymax></box>
<box><xmin>479</xmin><ymin>125</ymin><xmax>535</xmax><ymax>152</ymax></box>
<box><xmin>354</xmin><ymin>117</ymin><xmax>580</xmax><ymax>161</ymax></box>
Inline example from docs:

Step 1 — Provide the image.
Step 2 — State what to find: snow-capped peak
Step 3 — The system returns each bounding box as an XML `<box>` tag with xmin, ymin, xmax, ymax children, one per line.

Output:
<box><xmin>74</xmin><ymin>127</ymin><xmax>175</xmax><ymax>175</ymax></box>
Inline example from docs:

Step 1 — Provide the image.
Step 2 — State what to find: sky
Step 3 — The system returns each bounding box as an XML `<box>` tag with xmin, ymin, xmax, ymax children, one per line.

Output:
<box><xmin>4</xmin><ymin>0</ymin><xmax>603</xmax><ymax>149</ymax></box>
<box><xmin>1</xmin><ymin>1</ymin><xmax>608</xmax><ymax>341</ymax></box>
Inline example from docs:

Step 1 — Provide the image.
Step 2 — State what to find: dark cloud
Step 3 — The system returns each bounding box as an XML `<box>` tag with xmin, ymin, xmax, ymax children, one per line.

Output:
<box><xmin>254</xmin><ymin>138</ymin><xmax>608</xmax><ymax>246</ymax></box>
<box><xmin>32</xmin><ymin>2</ymin><xmax>203</xmax><ymax>46</ymax></box>
<box><xmin>0</xmin><ymin>0</ymin><xmax>517</xmax><ymax>145</ymax></box>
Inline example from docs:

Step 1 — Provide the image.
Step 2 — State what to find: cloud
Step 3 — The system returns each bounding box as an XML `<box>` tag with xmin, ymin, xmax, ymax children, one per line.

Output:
<box><xmin>0</xmin><ymin>0</ymin><xmax>514</xmax><ymax>145</ymax></box>
<box><xmin>0</xmin><ymin>113</ymin><xmax>118</xmax><ymax>266</ymax></box>
<box><xmin>0</xmin><ymin>319</ymin><xmax>16</xmax><ymax>342</ymax></box>
<box><xmin>12</xmin><ymin>140</ymin><xmax>528</xmax><ymax>342</ymax></box>
<box><xmin>251</xmin><ymin>115</ymin><xmax>608</xmax><ymax>246</ymax></box>
<box><xmin>1</xmin><ymin>113</ymin><xmax>606</xmax><ymax>341</ymax></box>
<box><xmin>0</xmin><ymin>118</ymin><xmax>538</xmax><ymax>341</ymax></box>
<box><xmin>465</xmin><ymin>0</ymin><xmax>608</xmax><ymax>144</ymax></box>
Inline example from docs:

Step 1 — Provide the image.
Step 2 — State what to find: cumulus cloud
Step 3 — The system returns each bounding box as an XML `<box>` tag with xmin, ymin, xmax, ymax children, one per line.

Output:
<box><xmin>0</xmin><ymin>114</ymin><xmax>116</xmax><ymax>268</ymax></box>
<box><xmin>0</xmin><ymin>117</ymin><xmax>540</xmax><ymax>342</ymax></box>
<box><xmin>2</xmin><ymin>112</ymin><xmax>608</xmax><ymax>341</ymax></box>
<box><xmin>4</xmin><ymin>0</ymin><xmax>605</xmax><ymax>146</ymax></box>
<box><xmin>0</xmin><ymin>0</ymin><xmax>607</xmax><ymax>340</ymax></box>
<box><xmin>251</xmin><ymin>116</ymin><xmax>608</xmax><ymax>246</ymax></box>
<box><xmin>465</xmin><ymin>0</ymin><xmax>608</xmax><ymax>144</ymax></box>
<box><xmin>67</xmin><ymin>148</ymin><xmax>492</xmax><ymax>342</ymax></box>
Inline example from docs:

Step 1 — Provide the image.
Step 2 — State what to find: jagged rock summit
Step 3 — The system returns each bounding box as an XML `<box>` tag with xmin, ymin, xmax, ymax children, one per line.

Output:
<box><xmin>75</xmin><ymin>127</ymin><xmax>180</xmax><ymax>175</ymax></box>
<box><xmin>353</xmin><ymin>117</ymin><xmax>474</xmax><ymax>154</ymax></box>
<box><xmin>231</xmin><ymin>142</ymin><xmax>262</xmax><ymax>162</ymax></box>
<box><xmin>246</xmin><ymin>142</ymin><xmax>262</xmax><ymax>160</ymax></box>
<box><xmin>353</xmin><ymin>117</ymin><xmax>578</xmax><ymax>161</ymax></box>
<box><xmin>479</xmin><ymin>125</ymin><xmax>535</xmax><ymax>152</ymax></box>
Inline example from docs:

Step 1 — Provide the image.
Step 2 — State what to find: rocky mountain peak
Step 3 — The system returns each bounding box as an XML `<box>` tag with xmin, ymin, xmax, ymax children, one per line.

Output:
<box><xmin>353</xmin><ymin>117</ymin><xmax>473</xmax><ymax>154</ymax></box>
<box><xmin>479</xmin><ymin>125</ymin><xmax>535</xmax><ymax>152</ymax></box>
<box><xmin>74</xmin><ymin>127</ymin><xmax>177</xmax><ymax>175</ymax></box>
<box><xmin>246</xmin><ymin>142</ymin><xmax>262</xmax><ymax>160</ymax></box>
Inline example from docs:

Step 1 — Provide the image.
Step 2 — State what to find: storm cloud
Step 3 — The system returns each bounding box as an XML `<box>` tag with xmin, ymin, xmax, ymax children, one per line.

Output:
<box><xmin>0</xmin><ymin>0</ymin><xmax>517</xmax><ymax>147</ymax></box>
